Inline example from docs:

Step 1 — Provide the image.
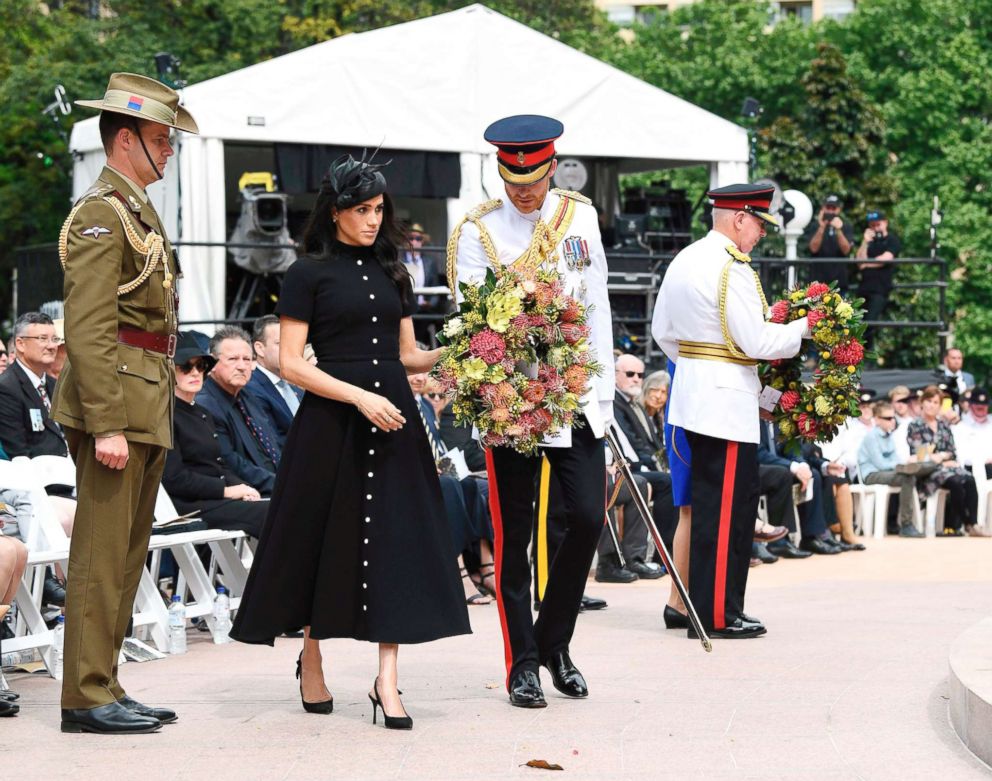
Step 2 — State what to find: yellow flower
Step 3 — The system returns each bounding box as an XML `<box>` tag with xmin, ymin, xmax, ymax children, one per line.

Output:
<box><xmin>486</xmin><ymin>365</ymin><xmax>507</xmax><ymax>383</ymax></box>
<box><xmin>462</xmin><ymin>357</ymin><xmax>487</xmax><ymax>381</ymax></box>
<box><xmin>846</xmin><ymin>365</ymin><xmax>856</xmax><ymax>374</ymax></box>
<box><xmin>814</xmin><ymin>396</ymin><xmax>832</xmax><ymax>416</ymax></box>
<box><xmin>485</xmin><ymin>292</ymin><xmax>523</xmax><ymax>332</ymax></box>
<box><xmin>835</xmin><ymin>301</ymin><xmax>854</xmax><ymax>320</ymax></box>
<box><xmin>779</xmin><ymin>419</ymin><xmax>796</xmax><ymax>437</ymax></box>
<box><xmin>790</xmin><ymin>291</ymin><xmax>805</xmax><ymax>302</ymax></box>
<box><xmin>821</xmin><ymin>351</ymin><xmax>830</xmax><ymax>359</ymax></box>
<box><xmin>805</xmin><ymin>404</ymin><xmax>813</xmax><ymax>412</ymax></box>
<box><xmin>797</xmin><ymin>308</ymin><xmax>807</xmax><ymax>317</ymax></box>
<box><xmin>822</xmin><ymin>294</ymin><xmax>831</xmax><ymax>304</ymax></box>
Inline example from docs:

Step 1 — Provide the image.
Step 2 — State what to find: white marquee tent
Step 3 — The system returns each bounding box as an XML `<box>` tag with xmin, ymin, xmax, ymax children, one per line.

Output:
<box><xmin>69</xmin><ymin>3</ymin><xmax>748</xmax><ymax>325</ymax></box>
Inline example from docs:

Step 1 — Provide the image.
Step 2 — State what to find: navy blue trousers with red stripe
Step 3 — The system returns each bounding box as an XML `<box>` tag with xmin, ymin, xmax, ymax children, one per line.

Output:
<box><xmin>685</xmin><ymin>431</ymin><xmax>759</xmax><ymax>630</ymax></box>
<box><xmin>486</xmin><ymin>424</ymin><xmax>605</xmax><ymax>687</ymax></box>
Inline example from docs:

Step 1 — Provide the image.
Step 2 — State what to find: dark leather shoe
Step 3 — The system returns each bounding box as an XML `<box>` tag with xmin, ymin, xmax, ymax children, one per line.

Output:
<box><xmin>61</xmin><ymin>701</ymin><xmax>162</xmax><ymax>734</ymax></box>
<box><xmin>595</xmin><ymin>564</ymin><xmax>638</xmax><ymax>583</ymax></box>
<box><xmin>900</xmin><ymin>523</ymin><xmax>924</xmax><ymax>538</ymax></box>
<box><xmin>752</xmin><ymin>542</ymin><xmax>779</xmax><ymax>564</ymax></box>
<box><xmin>0</xmin><ymin>699</ymin><xmax>18</xmax><ymax>717</ymax></box>
<box><xmin>118</xmin><ymin>695</ymin><xmax>177</xmax><ymax>724</ymax></box>
<box><xmin>579</xmin><ymin>594</ymin><xmax>607</xmax><ymax>612</ymax></box>
<box><xmin>0</xmin><ymin>690</ymin><xmax>19</xmax><ymax>701</ymax></box>
<box><xmin>689</xmin><ymin>618</ymin><xmax>767</xmax><ymax>639</ymax></box>
<box><xmin>754</xmin><ymin>524</ymin><xmax>789</xmax><ymax>543</ymax></box>
<box><xmin>663</xmin><ymin>605</ymin><xmax>688</xmax><ymax>629</ymax></box>
<box><xmin>43</xmin><ymin>572</ymin><xmax>66</xmax><ymax>607</ymax></box>
<box><xmin>628</xmin><ymin>560</ymin><xmax>664</xmax><ymax>579</ymax></box>
<box><xmin>799</xmin><ymin>537</ymin><xmax>840</xmax><ymax>555</ymax></box>
<box><xmin>766</xmin><ymin>539</ymin><xmax>812</xmax><ymax>559</ymax></box>
<box><xmin>508</xmin><ymin>670</ymin><xmax>547</xmax><ymax>708</ymax></box>
<box><xmin>739</xmin><ymin>613</ymin><xmax>762</xmax><ymax>625</ymax></box>
<box><xmin>542</xmin><ymin>651</ymin><xmax>588</xmax><ymax>698</ymax></box>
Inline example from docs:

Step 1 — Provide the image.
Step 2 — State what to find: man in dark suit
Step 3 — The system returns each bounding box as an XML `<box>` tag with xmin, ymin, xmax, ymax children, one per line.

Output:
<box><xmin>242</xmin><ymin>315</ymin><xmax>302</xmax><ymax>446</ymax></box>
<box><xmin>402</xmin><ymin>223</ymin><xmax>447</xmax><ymax>343</ymax></box>
<box><xmin>0</xmin><ymin>312</ymin><xmax>69</xmax><ymax>459</ymax></box>
<box><xmin>612</xmin><ymin>354</ymin><xmax>674</xmax><ymax>570</ymax></box>
<box><xmin>196</xmin><ymin>326</ymin><xmax>280</xmax><ymax>495</ymax></box>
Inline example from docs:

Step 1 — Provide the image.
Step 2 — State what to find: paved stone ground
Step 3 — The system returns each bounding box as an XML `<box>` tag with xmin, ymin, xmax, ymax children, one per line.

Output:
<box><xmin>3</xmin><ymin>537</ymin><xmax>991</xmax><ymax>780</ymax></box>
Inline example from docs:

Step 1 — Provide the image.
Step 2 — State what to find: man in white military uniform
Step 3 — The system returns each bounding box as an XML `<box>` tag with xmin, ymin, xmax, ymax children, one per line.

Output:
<box><xmin>449</xmin><ymin>115</ymin><xmax>614</xmax><ymax>708</ymax></box>
<box><xmin>652</xmin><ymin>184</ymin><xmax>808</xmax><ymax>639</ymax></box>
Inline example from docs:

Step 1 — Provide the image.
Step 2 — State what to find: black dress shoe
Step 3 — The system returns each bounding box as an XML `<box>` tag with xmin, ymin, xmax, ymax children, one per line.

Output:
<box><xmin>752</xmin><ymin>542</ymin><xmax>779</xmax><ymax>564</ymax></box>
<box><xmin>899</xmin><ymin>523</ymin><xmax>924</xmax><ymax>538</ymax></box>
<box><xmin>61</xmin><ymin>701</ymin><xmax>162</xmax><ymax>734</ymax></box>
<box><xmin>688</xmin><ymin>618</ymin><xmax>767</xmax><ymax>639</ymax></box>
<box><xmin>595</xmin><ymin>565</ymin><xmax>638</xmax><ymax>583</ymax></box>
<box><xmin>0</xmin><ymin>699</ymin><xmax>18</xmax><ymax>717</ymax></box>
<box><xmin>542</xmin><ymin>651</ymin><xmax>588</xmax><ymax>698</ymax></box>
<box><xmin>628</xmin><ymin>560</ymin><xmax>664</xmax><ymax>579</ymax></box>
<box><xmin>579</xmin><ymin>594</ymin><xmax>607</xmax><ymax>612</ymax></box>
<box><xmin>766</xmin><ymin>539</ymin><xmax>812</xmax><ymax>559</ymax></box>
<box><xmin>739</xmin><ymin>613</ymin><xmax>762</xmax><ymax>625</ymax></box>
<box><xmin>508</xmin><ymin>670</ymin><xmax>547</xmax><ymax>708</ymax></box>
<box><xmin>0</xmin><ymin>689</ymin><xmax>19</xmax><ymax>701</ymax></box>
<box><xmin>663</xmin><ymin>605</ymin><xmax>688</xmax><ymax>629</ymax></box>
<box><xmin>42</xmin><ymin>571</ymin><xmax>66</xmax><ymax>607</ymax></box>
<box><xmin>119</xmin><ymin>695</ymin><xmax>177</xmax><ymax>724</ymax></box>
<box><xmin>799</xmin><ymin>537</ymin><xmax>841</xmax><ymax>555</ymax></box>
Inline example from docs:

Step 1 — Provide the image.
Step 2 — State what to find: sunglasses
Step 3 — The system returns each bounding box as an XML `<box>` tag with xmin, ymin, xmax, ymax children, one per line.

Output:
<box><xmin>0</xmin><ymin>350</ymin><xmax>6</xmax><ymax>358</ymax></box>
<box><xmin>877</xmin><ymin>416</ymin><xmax>896</xmax><ymax>421</ymax></box>
<box><xmin>408</xmin><ymin>234</ymin><xmax>425</xmax><ymax>242</ymax></box>
<box><xmin>178</xmin><ymin>359</ymin><xmax>210</xmax><ymax>374</ymax></box>
<box><xmin>621</xmin><ymin>371</ymin><xmax>644</xmax><ymax>379</ymax></box>
<box><xmin>426</xmin><ymin>392</ymin><xmax>445</xmax><ymax>400</ymax></box>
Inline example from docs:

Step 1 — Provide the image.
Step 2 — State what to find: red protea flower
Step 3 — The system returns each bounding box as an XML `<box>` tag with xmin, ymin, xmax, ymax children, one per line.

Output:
<box><xmin>560</xmin><ymin>323</ymin><xmax>589</xmax><ymax>345</ymax></box>
<box><xmin>779</xmin><ymin>389</ymin><xmax>800</xmax><ymax>412</ymax></box>
<box><xmin>479</xmin><ymin>383</ymin><xmax>500</xmax><ymax>404</ymax></box>
<box><xmin>796</xmin><ymin>413</ymin><xmax>817</xmax><ymax>438</ymax></box>
<box><xmin>769</xmin><ymin>300</ymin><xmax>790</xmax><ymax>324</ymax></box>
<box><xmin>534</xmin><ymin>283</ymin><xmax>555</xmax><ymax>309</ymax></box>
<box><xmin>832</xmin><ymin>339</ymin><xmax>865</xmax><ymax>366</ymax></box>
<box><xmin>531</xmin><ymin>408</ymin><xmax>553</xmax><ymax>432</ymax></box>
<box><xmin>469</xmin><ymin>329</ymin><xmax>506</xmax><ymax>364</ymax></box>
<box><xmin>489</xmin><ymin>406</ymin><xmax>511</xmax><ymax>423</ymax></box>
<box><xmin>563</xmin><ymin>365</ymin><xmax>590</xmax><ymax>394</ymax></box>
<box><xmin>510</xmin><ymin>313</ymin><xmax>532</xmax><ymax>333</ymax></box>
<box><xmin>560</xmin><ymin>298</ymin><xmax>582</xmax><ymax>323</ymax></box>
<box><xmin>806</xmin><ymin>282</ymin><xmax>830</xmax><ymax>299</ymax></box>
<box><xmin>522</xmin><ymin>380</ymin><xmax>546</xmax><ymax>404</ymax></box>
<box><xmin>494</xmin><ymin>381</ymin><xmax>517</xmax><ymax>403</ymax></box>
<box><xmin>539</xmin><ymin>365</ymin><xmax>565</xmax><ymax>393</ymax></box>
<box><xmin>807</xmin><ymin>309</ymin><xmax>826</xmax><ymax>329</ymax></box>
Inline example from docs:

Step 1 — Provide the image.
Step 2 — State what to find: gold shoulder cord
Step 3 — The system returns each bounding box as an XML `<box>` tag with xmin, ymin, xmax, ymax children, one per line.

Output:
<box><xmin>58</xmin><ymin>196</ymin><xmax>172</xmax><ymax>296</ymax></box>
<box><xmin>445</xmin><ymin>198</ymin><xmax>502</xmax><ymax>296</ymax></box>
<box><xmin>718</xmin><ymin>245</ymin><xmax>768</xmax><ymax>361</ymax></box>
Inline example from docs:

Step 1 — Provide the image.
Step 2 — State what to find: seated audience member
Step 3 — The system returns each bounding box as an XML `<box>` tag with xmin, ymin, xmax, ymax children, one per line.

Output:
<box><xmin>163</xmin><ymin>333</ymin><xmax>268</xmax><ymax>539</ymax></box>
<box><xmin>954</xmin><ymin>387</ymin><xmax>992</xmax><ymax>479</ymax></box>
<box><xmin>0</xmin><ymin>526</ymin><xmax>29</xmax><ymax>715</ymax></box>
<box><xmin>888</xmin><ymin>386</ymin><xmax>915</xmax><ymax>427</ymax></box>
<box><xmin>759</xmin><ymin>464</ymin><xmax>811</xmax><ymax>559</ymax></box>
<box><xmin>243</xmin><ymin>314</ymin><xmax>302</xmax><ymax>447</ymax></box>
<box><xmin>858</xmin><ymin>400</ymin><xmax>923</xmax><ymax>538</ymax></box>
<box><xmin>940</xmin><ymin>347</ymin><xmax>975</xmax><ymax>398</ymax></box>
<box><xmin>401</xmin><ymin>223</ymin><xmax>447</xmax><ymax>343</ymax></box>
<box><xmin>803</xmin><ymin>440</ymin><xmax>860</xmax><ymax>548</ymax></box>
<box><xmin>758</xmin><ymin>418</ymin><xmax>852</xmax><ymax>554</ymax></box>
<box><xmin>408</xmin><ymin>372</ymin><xmax>495</xmax><ymax>604</ymax></box>
<box><xmin>640</xmin><ymin>369</ymin><xmax>671</xmax><ymax>453</ymax></box>
<box><xmin>834</xmin><ymin>390</ymin><xmax>877</xmax><ymax>474</ymax></box>
<box><xmin>906</xmin><ymin>385</ymin><xmax>982</xmax><ymax>536</ymax></box>
<box><xmin>48</xmin><ymin>319</ymin><xmax>67</xmax><ymax>380</ymax></box>
<box><xmin>197</xmin><ymin>326</ymin><xmax>280</xmax><ymax>495</ymax></box>
<box><xmin>613</xmin><ymin>354</ymin><xmax>676</xmax><ymax>547</ymax></box>
<box><xmin>0</xmin><ymin>337</ymin><xmax>8</xmax><ymax>375</ymax></box>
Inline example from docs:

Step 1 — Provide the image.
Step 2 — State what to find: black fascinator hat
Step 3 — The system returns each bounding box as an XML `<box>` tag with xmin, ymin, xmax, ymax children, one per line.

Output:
<box><xmin>323</xmin><ymin>151</ymin><xmax>389</xmax><ymax>208</ymax></box>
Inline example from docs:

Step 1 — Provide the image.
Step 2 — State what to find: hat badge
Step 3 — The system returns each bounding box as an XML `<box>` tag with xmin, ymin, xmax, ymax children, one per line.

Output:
<box><xmin>516</xmin><ymin>151</ymin><xmax>526</xmax><ymax>165</ymax></box>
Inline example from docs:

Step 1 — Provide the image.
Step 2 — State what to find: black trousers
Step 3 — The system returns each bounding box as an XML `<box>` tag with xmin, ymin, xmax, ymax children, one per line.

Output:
<box><xmin>487</xmin><ymin>424</ymin><xmax>605</xmax><ymax>686</ymax></box>
<box><xmin>759</xmin><ymin>465</ymin><xmax>794</xmax><ymax>530</ymax></box>
<box><xmin>686</xmin><ymin>431</ymin><xmax>758</xmax><ymax>631</ymax></box>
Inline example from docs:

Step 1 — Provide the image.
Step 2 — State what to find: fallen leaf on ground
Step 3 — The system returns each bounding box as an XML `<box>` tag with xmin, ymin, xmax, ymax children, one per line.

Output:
<box><xmin>522</xmin><ymin>759</ymin><xmax>564</xmax><ymax>771</ymax></box>
<box><xmin>485</xmin><ymin>682</ymin><xmax>500</xmax><ymax>689</ymax></box>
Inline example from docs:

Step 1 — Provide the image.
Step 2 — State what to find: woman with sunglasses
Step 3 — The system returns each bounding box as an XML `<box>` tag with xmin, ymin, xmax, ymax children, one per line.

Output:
<box><xmin>162</xmin><ymin>333</ymin><xmax>268</xmax><ymax>539</ymax></box>
<box><xmin>230</xmin><ymin>155</ymin><xmax>470</xmax><ymax>729</ymax></box>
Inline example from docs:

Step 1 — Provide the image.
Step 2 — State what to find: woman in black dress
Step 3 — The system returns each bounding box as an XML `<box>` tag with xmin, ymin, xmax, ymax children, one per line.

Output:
<box><xmin>230</xmin><ymin>155</ymin><xmax>470</xmax><ymax>728</ymax></box>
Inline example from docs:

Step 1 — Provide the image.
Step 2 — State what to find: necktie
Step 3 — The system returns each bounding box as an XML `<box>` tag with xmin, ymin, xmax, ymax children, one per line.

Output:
<box><xmin>276</xmin><ymin>378</ymin><xmax>300</xmax><ymax>415</ymax></box>
<box><xmin>234</xmin><ymin>395</ymin><xmax>280</xmax><ymax>465</ymax></box>
<box><xmin>418</xmin><ymin>402</ymin><xmax>446</xmax><ymax>464</ymax></box>
<box><xmin>37</xmin><ymin>382</ymin><xmax>51</xmax><ymax>413</ymax></box>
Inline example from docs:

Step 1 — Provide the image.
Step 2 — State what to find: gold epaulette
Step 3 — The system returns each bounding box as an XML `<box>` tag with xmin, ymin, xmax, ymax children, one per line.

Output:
<box><xmin>445</xmin><ymin>199</ymin><xmax>503</xmax><ymax>296</ymax></box>
<box><xmin>725</xmin><ymin>244</ymin><xmax>752</xmax><ymax>263</ymax></box>
<box><xmin>551</xmin><ymin>188</ymin><xmax>591</xmax><ymax>206</ymax></box>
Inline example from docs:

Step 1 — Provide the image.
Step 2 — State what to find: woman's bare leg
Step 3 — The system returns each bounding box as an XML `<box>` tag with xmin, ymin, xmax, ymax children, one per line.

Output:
<box><xmin>373</xmin><ymin>642</ymin><xmax>406</xmax><ymax>716</ymax></box>
<box><xmin>299</xmin><ymin>627</ymin><xmax>331</xmax><ymax>702</ymax></box>
<box><xmin>667</xmin><ymin>506</ymin><xmax>691</xmax><ymax>613</ymax></box>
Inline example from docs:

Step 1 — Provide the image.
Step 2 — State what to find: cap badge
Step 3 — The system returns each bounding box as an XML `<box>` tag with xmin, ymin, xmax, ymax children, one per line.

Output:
<box><xmin>516</xmin><ymin>151</ymin><xmax>526</xmax><ymax>165</ymax></box>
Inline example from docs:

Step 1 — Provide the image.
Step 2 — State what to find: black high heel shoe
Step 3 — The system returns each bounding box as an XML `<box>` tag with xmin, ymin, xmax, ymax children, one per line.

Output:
<box><xmin>663</xmin><ymin>605</ymin><xmax>689</xmax><ymax>629</ymax></box>
<box><xmin>296</xmin><ymin>651</ymin><xmax>333</xmax><ymax>714</ymax></box>
<box><xmin>368</xmin><ymin>677</ymin><xmax>412</xmax><ymax>730</ymax></box>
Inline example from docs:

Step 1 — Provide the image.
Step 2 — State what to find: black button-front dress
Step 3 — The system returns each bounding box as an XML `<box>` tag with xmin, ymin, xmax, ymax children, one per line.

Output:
<box><xmin>230</xmin><ymin>240</ymin><xmax>470</xmax><ymax>645</ymax></box>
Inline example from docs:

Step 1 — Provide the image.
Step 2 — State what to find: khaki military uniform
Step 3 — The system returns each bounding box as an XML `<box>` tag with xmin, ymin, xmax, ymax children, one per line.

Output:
<box><xmin>52</xmin><ymin>165</ymin><xmax>179</xmax><ymax>710</ymax></box>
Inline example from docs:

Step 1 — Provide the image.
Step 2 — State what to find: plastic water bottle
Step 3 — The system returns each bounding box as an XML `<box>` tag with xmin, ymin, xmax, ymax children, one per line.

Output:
<box><xmin>51</xmin><ymin>614</ymin><xmax>65</xmax><ymax>680</ymax></box>
<box><xmin>168</xmin><ymin>595</ymin><xmax>187</xmax><ymax>655</ymax></box>
<box><xmin>212</xmin><ymin>587</ymin><xmax>232</xmax><ymax>645</ymax></box>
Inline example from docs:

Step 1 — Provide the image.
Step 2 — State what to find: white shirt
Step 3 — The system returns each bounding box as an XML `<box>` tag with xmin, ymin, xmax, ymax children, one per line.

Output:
<box><xmin>16</xmin><ymin>359</ymin><xmax>47</xmax><ymax>396</ymax></box>
<box><xmin>651</xmin><ymin>230</ymin><xmax>807</xmax><ymax>444</ymax></box>
<box><xmin>454</xmin><ymin>190</ymin><xmax>615</xmax><ymax>447</ymax></box>
<box><xmin>954</xmin><ymin>414</ymin><xmax>992</xmax><ymax>466</ymax></box>
<box><xmin>255</xmin><ymin>364</ymin><xmax>299</xmax><ymax>415</ymax></box>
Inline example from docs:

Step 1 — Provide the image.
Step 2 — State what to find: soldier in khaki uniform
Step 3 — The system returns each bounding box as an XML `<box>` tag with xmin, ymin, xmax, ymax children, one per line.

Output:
<box><xmin>52</xmin><ymin>73</ymin><xmax>198</xmax><ymax>734</ymax></box>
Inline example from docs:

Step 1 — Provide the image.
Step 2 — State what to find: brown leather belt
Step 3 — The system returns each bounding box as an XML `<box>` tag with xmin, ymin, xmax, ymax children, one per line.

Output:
<box><xmin>118</xmin><ymin>327</ymin><xmax>177</xmax><ymax>358</ymax></box>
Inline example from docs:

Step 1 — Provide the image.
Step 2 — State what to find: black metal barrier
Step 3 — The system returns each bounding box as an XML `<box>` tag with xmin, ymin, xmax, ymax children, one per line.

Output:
<box><xmin>13</xmin><ymin>241</ymin><xmax>948</xmax><ymax>365</ymax></box>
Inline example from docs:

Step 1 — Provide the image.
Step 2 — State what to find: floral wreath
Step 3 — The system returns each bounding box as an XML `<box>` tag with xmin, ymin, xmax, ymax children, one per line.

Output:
<box><xmin>761</xmin><ymin>281</ymin><xmax>869</xmax><ymax>444</ymax></box>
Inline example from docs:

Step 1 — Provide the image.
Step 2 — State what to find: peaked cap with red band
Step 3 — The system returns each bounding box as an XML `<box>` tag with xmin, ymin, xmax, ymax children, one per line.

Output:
<box><xmin>484</xmin><ymin>114</ymin><xmax>563</xmax><ymax>185</ymax></box>
<box><xmin>708</xmin><ymin>183</ymin><xmax>779</xmax><ymax>227</ymax></box>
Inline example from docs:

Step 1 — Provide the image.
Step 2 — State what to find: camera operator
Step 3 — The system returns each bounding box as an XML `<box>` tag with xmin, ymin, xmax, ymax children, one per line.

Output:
<box><xmin>855</xmin><ymin>209</ymin><xmax>901</xmax><ymax>352</ymax></box>
<box><xmin>803</xmin><ymin>194</ymin><xmax>854</xmax><ymax>291</ymax></box>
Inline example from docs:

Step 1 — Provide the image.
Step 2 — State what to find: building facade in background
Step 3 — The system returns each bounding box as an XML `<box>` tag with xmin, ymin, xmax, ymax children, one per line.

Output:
<box><xmin>598</xmin><ymin>0</ymin><xmax>857</xmax><ymax>26</ymax></box>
